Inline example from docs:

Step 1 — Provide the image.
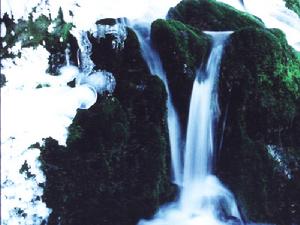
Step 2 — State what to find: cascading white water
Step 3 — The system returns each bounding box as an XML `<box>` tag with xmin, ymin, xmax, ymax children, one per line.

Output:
<box><xmin>1</xmin><ymin>0</ymin><xmax>183</xmax><ymax>223</ymax></box>
<box><xmin>138</xmin><ymin>31</ymin><xmax>242</xmax><ymax>225</ymax></box>
<box><xmin>2</xmin><ymin>0</ymin><xmax>299</xmax><ymax>224</ymax></box>
<box><xmin>132</xmin><ymin>23</ymin><xmax>183</xmax><ymax>186</ymax></box>
<box><xmin>183</xmin><ymin>31</ymin><xmax>232</xmax><ymax>186</ymax></box>
<box><xmin>217</xmin><ymin>0</ymin><xmax>300</xmax><ymax>51</ymax></box>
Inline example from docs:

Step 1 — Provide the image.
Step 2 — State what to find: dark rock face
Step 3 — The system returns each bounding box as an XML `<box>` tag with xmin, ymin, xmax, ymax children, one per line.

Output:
<box><xmin>167</xmin><ymin>0</ymin><xmax>264</xmax><ymax>31</ymax></box>
<box><xmin>216</xmin><ymin>27</ymin><xmax>300</xmax><ymax>224</ymax></box>
<box><xmin>0</xmin><ymin>73</ymin><xmax>6</xmax><ymax>87</ymax></box>
<box><xmin>151</xmin><ymin>18</ymin><xmax>211</xmax><ymax>134</ymax></box>
<box><xmin>150</xmin><ymin>2</ymin><xmax>300</xmax><ymax>223</ymax></box>
<box><xmin>39</xmin><ymin>26</ymin><xmax>176</xmax><ymax>225</ymax></box>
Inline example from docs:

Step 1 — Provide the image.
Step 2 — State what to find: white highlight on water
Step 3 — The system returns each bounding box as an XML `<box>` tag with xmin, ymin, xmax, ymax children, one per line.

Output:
<box><xmin>138</xmin><ymin>31</ymin><xmax>241</xmax><ymax>225</ymax></box>
<box><xmin>132</xmin><ymin>23</ymin><xmax>183</xmax><ymax>186</ymax></box>
<box><xmin>183</xmin><ymin>32</ymin><xmax>231</xmax><ymax>186</ymax></box>
<box><xmin>93</xmin><ymin>18</ymin><xmax>128</xmax><ymax>49</ymax></box>
<box><xmin>217</xmin><ymin>0</ymin><xmax>300</xmax><ymax>51</ymax></box>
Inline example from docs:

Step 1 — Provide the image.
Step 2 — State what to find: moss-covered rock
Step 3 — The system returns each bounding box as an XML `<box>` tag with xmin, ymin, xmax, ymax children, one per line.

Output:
<box><xmin>167</xmin><ymin>0</ymin><xmax>264</xmax><ymax>31</ymax></box>
<box><xmin>39</xmin><ymin>23</ymin><xmax>175</xmax><ymax>225</ymax></box>
<box><xmin>284</xmin><ymin>0</ymin><xmax>300</xmax><ymax>17</ymax></box>
<box><xmin>151</xmin><ymin>18</ymin><xmax>211</xmax><ymax>132</ymax></box>
<box><xmin>216</xmin><ymin>27</ymin><xmax>300</xmax><ymax>224</ymax></box>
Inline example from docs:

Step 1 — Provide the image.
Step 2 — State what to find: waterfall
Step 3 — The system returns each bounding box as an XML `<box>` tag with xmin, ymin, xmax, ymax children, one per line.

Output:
<box><xmin>132</xmin><ymin>23</ymin><xmax>183</xmax><ymax>186</ymax></box>
<box><xmin>183</xmin><ymin>31</ymin><xmax>232</xmax><ymax>186</ymax></box>
<box><xmin>217</xmin><ymin>0</ymin><xmax>300</xmax><ymax>51</ymax></box>
<box><xmin>138</xmin><ymin>31</ymin><xmax>242</xmax><ymax>225</ymax></box>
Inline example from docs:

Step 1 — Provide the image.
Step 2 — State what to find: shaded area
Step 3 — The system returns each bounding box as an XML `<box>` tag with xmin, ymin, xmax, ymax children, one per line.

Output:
<box><xmin>217</xmin><ymin>27</ymin><xmax>300</xmax><ymax>224</ymax></box>
<box><xmin>151</xmin><ymin>19</ymin><xmax>211</xmax><ymax>135</ymax></box>
<box><xmin>38</xmin><ymin>25</ymin><xmax>176</xmax><ymax>225</ymax></box>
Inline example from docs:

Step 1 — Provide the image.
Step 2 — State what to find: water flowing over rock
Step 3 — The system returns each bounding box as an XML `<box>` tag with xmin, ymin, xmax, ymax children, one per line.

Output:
<box><xmin>92</xmin><ymin>18</ymin><xmax>128</xmax><ymax>50</ymax></box>
<box><xmin>133</xmin><ymin>22</ymin><xmax>183</xmax><ymax>186</ymax></box>
<box><xmin>1</xmin><ymin>0</ymin><xmax>300</xmax><ymax>224</ymax></box>
<box><xmin>138</xmin><ymin>31</ymin><xmax>243</xmax><ymax>225</ymax></box>
<box><xmin>216</xmin><ymin>0</ymin><xmax>300</xmax><ymax>50</ymax></box>
<box><xmin>150</xmin><ymin>19</ymin><xmax>211</xmax><ymax>136</ymax></box>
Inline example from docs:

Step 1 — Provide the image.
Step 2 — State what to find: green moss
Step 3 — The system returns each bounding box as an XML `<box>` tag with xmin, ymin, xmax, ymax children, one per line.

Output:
<box><xmin>151</xmin><ymin>18</ymin><xmax>211</xmax><ymax>132</ymax></box>
<box><xmin>0</xmin><ymin>9</ymin><xmax>78</xmax><ymax>75</ymax></box>
<box><xmin>284</xmin><ymin>0</ymin><xmax>300</xmax><ymax>17</ymax></box>
<box><xmin>39</xmin><ymin>26</ymin><xmax>175</xmax><ymax>225</ymax></box>
<box><xmin>223</xmin><ymin>27</ymin><xmax>299</xmax><ymax>142</ymax></box>
<box><xmin>152</xmin><ymin>19</ymin><xmax>210</xmax><ymax>69</ymax></box>
<box><xmin>217</xmin><ymin>26</ymin><xmax>300</xmax><ymax>224</ymax></box>
<box><xmin>51</xmin><ymin>7</ymin><xmax>74</xmax><ymax>41</ymax></box>
<box><xmin>167</xmin><ymin>0</ymin><xmax>264</xmax><ymax>31</ymax></box>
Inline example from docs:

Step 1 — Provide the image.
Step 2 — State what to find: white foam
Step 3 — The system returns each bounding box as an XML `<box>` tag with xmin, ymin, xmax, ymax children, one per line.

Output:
<box><xmin>1</xmin><ymin>44</ymin><xmax>116</xmax><ymax>223</ymax></box>
<box><xmin>217</xmin><ymin>0</ymin><xmax>300</xmax><ymax>51</ymax></box>
<box><xmin>1</xmin><ymin>0</ymin><xmax>182</xmax><ymax>31</ymax></box>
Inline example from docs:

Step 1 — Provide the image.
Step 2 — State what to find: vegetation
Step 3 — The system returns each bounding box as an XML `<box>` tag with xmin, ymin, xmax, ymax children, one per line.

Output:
<box><xmin>39</xmin><ymin>27</ymin><xmax>176</xmax><ymax>225</ymax></box>
<box><xmin>2</xmin><ymin>0</ymin><xmax>300</xmax><ymax>224</ymax></box>
<box><xmin>217</xmin><ymin>27</ymin><xmax>300</xmax><ymax>224</ymax></box>
<box><xmin>284</xmin><ymin>0</ymin><xmax>300</xmax><ymax>17</ymax></box>
<box><xmin>0</xmin><ymin>8</ymin><xmax>78</xmax><ymax>75</ymax></box>
<box><xmin>150</xmin><ymin>2</ymin><xmax>300</xmax><ymax>224</ymax></box>
<box><xmin>167</xmin><ymin>0</ymin><xmax>264</xmax><ymax>31</ymax></box>
<box><xmin>151</xmin><ymin>18</ymin><xmax>211</xmax><ymax>132</ymax></box>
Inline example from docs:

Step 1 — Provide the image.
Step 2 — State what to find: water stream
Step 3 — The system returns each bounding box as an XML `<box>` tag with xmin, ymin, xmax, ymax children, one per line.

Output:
<box><xmin>1</xmin><ymin>0</ymin><xmax>299</xmax><ymax>224</ymax></box>
<box><xmin>132</xmin><ymin>23</ymin><xmax>183</xmax><ymax>186</ymax></box>
<box><xmin>137</xmin><ymin>31</ymin><xmax>242</xmax><ymax>225</ymax></box>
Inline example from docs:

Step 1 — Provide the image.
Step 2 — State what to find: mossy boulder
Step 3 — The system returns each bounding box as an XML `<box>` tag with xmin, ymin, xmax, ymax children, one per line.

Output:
<box><xmin>284</xmin><ymin>0</ymin><xmax>300</xmax><ymax>17</ymax></box>
<box><xmin>151</xmin><ymin>18</ymin><xmax>211</xmax><ymax>133</ymax></box>
<box><xmin>167</xmin><ymin>0</ymin><xmax>264</xmax><ymax>31</ymax></box>
<box><xmin>216</xmin><ymin>27</ymin><xmax>300</xmax><ymax>224</ymax></box>
<box><xmin>39</xmin><ymin>23</ymin><xmax>175</xmax><ymax>225</ymax></box>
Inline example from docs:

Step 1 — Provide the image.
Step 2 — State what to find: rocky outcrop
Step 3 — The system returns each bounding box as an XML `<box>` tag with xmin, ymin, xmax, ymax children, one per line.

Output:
<box><xmin>39</xmin><ymin>24</ymin><xmax>175</xmax><ymax>225</ymax></box>
<box><xmin>167</xmin><ymin>0</ymin><xmax>264</xmax><ymax>31</ymax></box>
<box><xmin>3</xmin><ymin>1</ymin><xmax>300</xmax><ymax>225</ymax></box>
<box><xmin>217</xmin><ymin>27</ymin><xmax>300</xmax><ymax>224</ymax></box>
<box><xmin>151</xmin><ymin>1</ymin><xmax>300</xmax><ymax>224</ymax></box>
<box><xmin>284</xmin><ymin>0</ymin><xmax>300</xmax><ymax>17</ymax></box>
<box><xmin>151</xmin><ymin>18</ymin><xmax>211</xmax><ymax>133</ymax></box>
